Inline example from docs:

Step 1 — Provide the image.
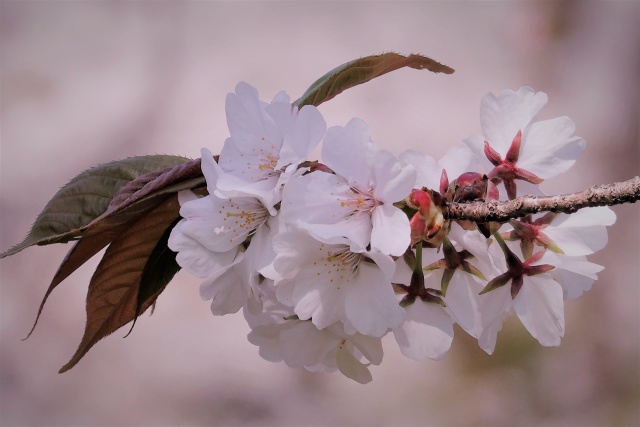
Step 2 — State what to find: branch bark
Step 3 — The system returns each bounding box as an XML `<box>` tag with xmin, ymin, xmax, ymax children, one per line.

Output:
<box><xmin>444</xmin><ymin>176</ymin><xmax>640</xmax><ymax>223</ymax></box>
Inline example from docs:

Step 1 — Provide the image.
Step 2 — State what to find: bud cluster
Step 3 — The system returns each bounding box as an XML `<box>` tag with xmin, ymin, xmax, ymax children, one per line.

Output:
<box><xmin>168</xmin><ymin>83</ymin><xmax>615</xmax><ymax>383</ymax></box>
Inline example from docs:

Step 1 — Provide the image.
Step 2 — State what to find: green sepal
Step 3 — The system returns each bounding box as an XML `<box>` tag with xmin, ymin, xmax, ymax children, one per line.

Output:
<box><xmin>440</xmin><ymin>268</ymin><xmax>455</xmax><ymax>296</ymax></box>
<box><xmin>479</xmin><ymin>272</ymin><xmax>512</xmax><ymax>295</ymax></box>
<box><xmin>460</xmin><ymin>260</ymin><xmax>487</xmax><ymax>281</ymax></box>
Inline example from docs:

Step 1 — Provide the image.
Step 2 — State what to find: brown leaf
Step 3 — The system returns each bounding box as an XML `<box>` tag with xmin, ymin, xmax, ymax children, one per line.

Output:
<box><xmin>59</xmin><ymin>195</ymin><xmax>181</xmax><ymax>373</ymax></box>
<box><xmin>23</xmin><ymin>159</ymin><xmax>206</xmax><ymax>340</ymax></box>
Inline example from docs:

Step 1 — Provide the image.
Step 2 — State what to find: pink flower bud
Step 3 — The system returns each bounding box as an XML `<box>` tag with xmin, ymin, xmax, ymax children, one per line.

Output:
<box><xmin>407</xmin><ymin>189</ymin><xmax>446</xmax><ymax>245</ymax></box>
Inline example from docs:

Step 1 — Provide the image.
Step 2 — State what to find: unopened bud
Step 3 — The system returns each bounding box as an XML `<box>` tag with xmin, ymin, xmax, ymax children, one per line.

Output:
<box><xmin>452</xmin><ymin>172</ymin><xmax>488</xmax><ymax>203</ymax></box>
<box><xmin>407</xmin><ymin>188</ymin><xmax>446</xmax><ymax>246</ymax></box>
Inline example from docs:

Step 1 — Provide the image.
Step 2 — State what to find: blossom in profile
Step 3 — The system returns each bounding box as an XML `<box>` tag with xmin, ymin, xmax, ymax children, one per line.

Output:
<box><xmin>168</xmin><ymin>149</ymin><xmax>277</xmax><ymax>316</ymax></box>
<box><xmin>390</xmin><ymin>254</ymin><xmax>455</xmax><ymax>361</ymax></box>
<box><xmin>464</xmin><ymin>87</ymin><xmax>586</xmax><ymax>199</ymax></box>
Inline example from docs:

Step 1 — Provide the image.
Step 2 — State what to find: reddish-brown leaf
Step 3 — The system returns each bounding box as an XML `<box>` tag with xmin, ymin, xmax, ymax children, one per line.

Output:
<box><xmin>59</xmin><ymin>195</ymin><xmax>181</xmax><ymax>373</ymax></box>
<box><xmin>24</xmin><ymin>159</ymin><xmax>206</xmax><ymax>340</ymax></box>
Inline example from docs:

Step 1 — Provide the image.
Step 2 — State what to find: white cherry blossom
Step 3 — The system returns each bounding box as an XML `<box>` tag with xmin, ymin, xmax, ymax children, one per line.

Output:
<box><xmin>213</xmin><ymin>82</ymin><xmax>326</xmax><ymax>212</ymax></box>
<box><xmin>168</xmin><ymin>148</ymin><xmax>278</xmax><ymax>315</ymax></box>
<box><xmin>390</xmin><ymin>254</ymin><xmax>455</xmax><ymax>361</ymax></box>
<box><xmin>464</xmin><ymin>87</ymin><xmax>586</xmax><ymax>199</ymax></box>
<box><xmin>269</xmin><ymin>226</ymin><xmax>405</xmax><ymax>337</ymax></box>
<box><xmin>280</xmin><ymin>118</ymin><xmax>416</xmax><ymax>256</ymax></box>
<box><xmin>244</xmin><ymin>282</ymin><xmax>384</xmax><ymax>384</ymax></box>
<box><xmin>164</xmin><ymin>80</ymin><xmax>618</xmax><ymax>381</ymax></box>
<box><xmin>248</xmin><ymin>318</ymin><xmax>384</xmax><ymax>384</ymax></box>
<box><xmin>473</xmin><ymin>242</ymin><xmax>566</xmax><ymax>353</ymax></box>
<box><xmin>400</xmin><ymin>143</ymin><xmax>479</xmax><ymax>192</ymax></box>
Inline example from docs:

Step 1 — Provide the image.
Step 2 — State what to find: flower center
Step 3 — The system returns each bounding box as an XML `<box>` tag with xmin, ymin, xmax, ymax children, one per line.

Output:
<box><xmin>315</xmin><ymin>243</ymin><xmax>362</xmax><ymax>286</ymax></box>
<box><xmin>340</xmin><ymin>187</ymin><xmax>379</xmax><ymax>216</ymax></box>
<box><xmin>218</xmin><ymin>199</ymin><xmax>269</xmax><ymax>244</ymax></box>
<box><xmin>256</xmin><ymin>147</ymin><xmax>279</xmax><ymax>173</ymax></box>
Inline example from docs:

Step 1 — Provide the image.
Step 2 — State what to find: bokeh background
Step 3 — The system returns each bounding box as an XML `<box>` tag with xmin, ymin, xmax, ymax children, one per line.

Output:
<box><xmin>1</xmin><ymin>1</ymin><xmax>638</xmax><ymax>426</ymax></box>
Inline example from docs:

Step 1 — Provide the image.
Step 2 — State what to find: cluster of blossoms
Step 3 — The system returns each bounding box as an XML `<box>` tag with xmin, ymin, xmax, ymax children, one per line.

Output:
<box><xmin>168</xmin><ymin>82</ymin><xmax>615</xmax><ymax>383</ymax></box>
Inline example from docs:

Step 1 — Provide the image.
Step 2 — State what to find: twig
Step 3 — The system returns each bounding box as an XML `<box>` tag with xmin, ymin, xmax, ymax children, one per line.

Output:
<box><xmin>444</xmin><ymin>176</ymin><xmax>640</xmax><ymax>223</ymax></box>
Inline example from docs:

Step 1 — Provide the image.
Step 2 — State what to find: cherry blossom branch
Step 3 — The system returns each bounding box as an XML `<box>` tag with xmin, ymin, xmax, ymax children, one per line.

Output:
<box><xmin>444</xmin><ymin>176</ymin><xmax>640</xmax><ymax>223</ymax></box>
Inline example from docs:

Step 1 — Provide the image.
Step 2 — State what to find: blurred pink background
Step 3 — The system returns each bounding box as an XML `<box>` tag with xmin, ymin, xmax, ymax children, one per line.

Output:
<box><xmin>1</xmin><ymin>2</ymin><xmax>638</xmax><ymax>426</ymax></box>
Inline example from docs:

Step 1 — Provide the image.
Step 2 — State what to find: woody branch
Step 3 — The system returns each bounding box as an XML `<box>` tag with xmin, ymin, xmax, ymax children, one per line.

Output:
<box><xmin>445</xmin><ymin>176</ymin><xmax>640</xmax><ymax>223</ymax></box>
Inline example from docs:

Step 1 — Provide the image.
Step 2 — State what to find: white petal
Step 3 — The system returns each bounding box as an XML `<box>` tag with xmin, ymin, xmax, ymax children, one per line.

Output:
<box><xmin>371</xmin><ymin>149</ymin><xmax>416</xmax><ymax>203</ymax></box>
<box><xmin>215</xmin><ymin>173</ymin><xmax>280</xmax><ymax>214</ymax></box>
<box><xmin>225</xmin><ymin>82</ymin><xmax>281</xmax><ymax>152</ymax></box>
<box><xmin>179</xmin><ymin>194</ymin><xmax>266</xmax><ymax>253</ymax></box>
<box><xmin>278</xmin><ymin>105</ymin><xmax>326</xmax><ymax>168</ymax></box>
<box><xmin>198</xmin><ymin>148</ymin><xmax>221</xmax><ymax>196</ymax></box>
<box><xmin>272</xmin><ymin>230</ymin><xmax>351</xmax><ymax>329</ymax></box>
<box><xmin>477</xmin><ymin>285</ymin><xmax>513</xmax><ymax>354</ymax></box>
<box><xmin>463</xmin><ymin>134</ymin><xmax>495</xmax><ymax>173</ymax></box>
<box><xmin>271</xmin><ymin>90</ymin><xmax>290</xmax><ymax>104</ymax></box>
<box><xmin>247</xmin><ymin>323</ymin><xmax>287</xmax><ymax>363</ymax></box>
<box><xmin>481</xmin><ymin>87</ymin><xmax>548</xmax><ymax>152</ymax></box>
<box><xmin>336</xmin><ymin>345</ymin><xmax>373</xmax><ymax>384</ymax></box>
<box><xmin>365</xmin><ymin>251</ymin><xmax>397</xmax><ymax>280</ymax></box>
<box><xmin>321</xmin><ymin>118</ymin><xmax>374</xmax><ymax>188</ymax></box>
<box><xmin>543</xmin><ymin>207</ymin><xmax>615</xmax><ymax>256</ymax></box>
<box><xmin>551</xmin><ymin>206</ymin><xmax>616</xmax><ymax>228</ymax></box>
<box><xmin>555</xmin><ymin>268</ymin><xmax>596</xmax><ymax>300</ymax></box>
<box><xmin>545</xmin><ymin>225</ymin><xmax>609</xmax><ymax>256</ymax></box>
<box><xmin>264</xmin><ymin>99</ymin><xmax>295</xmax><ymax>142</ymax></box>
<box><xmin>281</xmin><ymin>171</ymin><xmax>371</xmax><ymax>250</ymax></box>
<box><xmin>271</xmin><ymin>227</ymin><xmax>311</xmax><ymax>279</ymax></box>
<box><xmin>514</xmin><ymin>275</ymin><xmax>565</xmax><ymax>346</ymax></box>
<box><xmin>399</xmin><ymin>149</ymin><xmax>439</xmax><ymax>189</ymax></box>
<box><xmin>290</xmin><ymin>269</ymin><xmax>348</xmax><ymax>330</ymax></box>
<box><xmin>546</xmin><ymin>254</ymin><xmax>603</xmax><ymax>279</ymax></box>
<box><xmin>199</xmin><ymin>251</ymin><xmax>248</xmax><ymax>315</ymax></box>
<box><xmin>168</xmin><ymin>220</ymin><xmax>219</xmax><ymax>278</ymax></box>
<box><xmin>344</xmin><ymin>332</ymin><xmax>384</xmax><ymax>365</ymax></box>
<box><xmin>518</xmin><ymin>117</ymin><xmax>586</xmax><ymax>178</ymax></box>
<box><xmin>177</xmin><ymin>189</ymin><xmax>200</xmax><ymax>206</ymax></box>
<box><xmin>542</xmin><ymin>253</ymin><xmax>603</xmax><ymax>299</ymax></box>
<box><xmin>438</xmin><ymin>144</ymin><xmax>480</xmax><ymax>182</ymax></box>
<box><xmin>478</xmin><ymin>307</ymin><xmax>511</xmax><ymax>355</ymax></box>
<box><xmin>345</xmin><ymin>261</ymin><xmax>405</xmax><ymax>337</ymax></box>
<box><xmin>391</xmin><ymin>255</ymin><xmax>413</xmax><ymax>285</ymax></box>
<box><xmin>217</xmin><ymin>135</ymin><xmax>277</xmax><ymax>185</ymax></box>
<box><xmin>393</xmin><ymin>301</ymin><xmax>454</xmax><ymax>361</ymax></box>
<box><xmin>448</xmin><ymin>223</ymin><xmax>496</xmax><ymax>271</ymax></box>
<box><xmin>280</xmin><ymin>321</ymin><xmax>338</xmax><ymax>368</ymax></box>
<box><xmin>442</xmin><ymin>273</ymin><xmax>485</xmax><ymax>337</ymax></box>
<box><xmin>370</xmin><ymin>204</ymin><xmax>411</xmax><ymax>256</ymax></box>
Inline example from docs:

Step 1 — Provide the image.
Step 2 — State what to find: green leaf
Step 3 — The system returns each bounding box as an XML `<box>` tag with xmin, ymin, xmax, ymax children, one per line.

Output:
<box><xmin>1</xmin><ymin>155</ymin><xmax>192</xmax><ymax>259</ymax></box>
<box><xmin>23</xmin><ymin>158</ymin><xmax>206</xmax><ymax>340</ymax></box>
<box><xmin>59</xmin><ymin>195</ymin><xmax>182</xmax><ymax>373</ymax></box>
<box><xmin>293</xmin><ymin>52</ymin><xmax>454</xmax><ymax>108</ymax></box>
